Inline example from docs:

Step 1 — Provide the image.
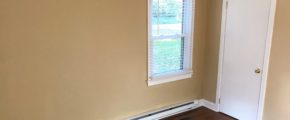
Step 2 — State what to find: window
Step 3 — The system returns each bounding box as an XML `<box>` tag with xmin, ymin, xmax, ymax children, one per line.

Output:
<box><xmin>148</xmin><ymin>0</ymin><xmax>194</xmax><ymax>86</ymax></box>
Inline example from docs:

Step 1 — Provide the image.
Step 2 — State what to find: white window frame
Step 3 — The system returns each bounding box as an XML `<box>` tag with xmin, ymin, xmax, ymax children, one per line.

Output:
<box><xmin>147</xmin><ymin>0</ymin><xmax>195</xmax><ymax>86</ymax></box>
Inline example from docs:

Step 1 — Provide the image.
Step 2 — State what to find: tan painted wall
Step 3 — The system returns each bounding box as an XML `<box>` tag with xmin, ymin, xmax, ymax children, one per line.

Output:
<box><xmin>263</xmin><ymin>0</ymin><xmax>290</xmax><ymax>119</ymax></box>
<box><xmin>202</xmin><ymin>0</ymin><xmax>222</xmax><ymax>102</ymax></box>
<box><xmin>0</xmin><ymin>0</ymin><xmax>209</xmax><ymax>120</ymax></box>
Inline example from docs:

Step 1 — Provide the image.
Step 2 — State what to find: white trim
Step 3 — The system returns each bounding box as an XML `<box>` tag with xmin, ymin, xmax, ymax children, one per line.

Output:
<box><xmin>148</xmin><ymin>72</ymin><xmax>192</xmax><ymax>86</ymax></box>
<box><xmin>216</xmin><ymin>1</ymin><xmax>277</xmax><ymax>120</ymax></box>
<box><xmin>257</xmin><ymin>0</ymin><xmax>277</xmax><ymax>120</ymax></box>
<box><xmin>126</xmin><ymin>100</ymin><xmax>199</xmax><ymax>120</ymax></box>
<box><xmin>183</xmin><ymin>0</ymin><xmax>195</xmax><ymax>72</ymax></box>
<box><xmin>147</xmin><ymin>0</ymin><xmax>153</xmax><ymax>86</ymax></box>
<box><xmin>199</xmin><ymin>99</ymin><xmax>218</xmax><ymax>112</ymax></box>
<box><xmin>216</xmin><ymin>0</ymin><xmax>229</xmax><ymax>112</ymax></box>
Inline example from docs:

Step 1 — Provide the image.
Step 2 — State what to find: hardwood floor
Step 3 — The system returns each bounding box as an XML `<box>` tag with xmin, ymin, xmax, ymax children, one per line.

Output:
<box><xmin>162</xmin><ymin>107</ymin><xmax>237</xmax><ymax>120</ymax></box>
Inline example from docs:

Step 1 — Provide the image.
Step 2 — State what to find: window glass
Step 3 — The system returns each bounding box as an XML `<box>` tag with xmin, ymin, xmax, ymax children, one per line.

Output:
<box><xmin>148</xmin><ymin>0</ymin><xmax>193</xmax><ymax>84</ymax></box>
<box><xmin>152</xmin><ymin>38</ymin><xmax>184</xmax><ymax>75</ymax></box>
<box><xmin>152</xmin><ymin>0</ymin><xmax>183</xmax><ymax>36</ymax></box>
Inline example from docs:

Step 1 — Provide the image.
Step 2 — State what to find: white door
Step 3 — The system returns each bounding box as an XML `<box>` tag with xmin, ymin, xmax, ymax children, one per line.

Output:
<box><xmin>219</xmin><ymin>0</ymin><xmax>272</xmax><ymax>120</ymax></box>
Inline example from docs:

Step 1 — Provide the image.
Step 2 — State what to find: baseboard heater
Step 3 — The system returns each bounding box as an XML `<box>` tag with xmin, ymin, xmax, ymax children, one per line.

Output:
<box><xmin>128</xmin><ymin>100</ymin><xmax>199</xmax><ymax>120</ymax></box>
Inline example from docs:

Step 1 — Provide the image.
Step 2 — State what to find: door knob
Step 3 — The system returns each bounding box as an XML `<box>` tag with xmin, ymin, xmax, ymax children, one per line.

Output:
<box><xmin>255</xmin><ymin>68</ymin><xmax>261</xmax><ymax>74</ymax></box>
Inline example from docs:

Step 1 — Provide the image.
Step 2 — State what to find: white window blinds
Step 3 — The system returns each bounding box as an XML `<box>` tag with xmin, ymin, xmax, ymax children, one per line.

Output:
<box><xmin>148</xmin><ymin>0</ymin><xmax>194</xmax><ymax>85</ymax></box>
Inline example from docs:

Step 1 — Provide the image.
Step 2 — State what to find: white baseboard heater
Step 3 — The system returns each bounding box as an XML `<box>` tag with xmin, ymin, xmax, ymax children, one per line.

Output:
<box><xmin>128</xmin><ymin>100</ymin><xmax>199</xmax><ymax>120</ymax></box>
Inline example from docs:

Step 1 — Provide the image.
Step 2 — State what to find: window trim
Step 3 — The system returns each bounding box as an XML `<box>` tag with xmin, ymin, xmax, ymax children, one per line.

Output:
<box><xmin>147</xmin><ymin>0</ymin><xmax>195</xmax><ymax>86</ymax></box>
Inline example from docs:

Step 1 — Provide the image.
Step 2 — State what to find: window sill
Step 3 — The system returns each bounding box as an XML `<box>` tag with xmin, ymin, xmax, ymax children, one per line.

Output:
<box><xmin>148</xmin><ymin>71</ymin><xmax>192</xmax><ymax>86</ymax></box>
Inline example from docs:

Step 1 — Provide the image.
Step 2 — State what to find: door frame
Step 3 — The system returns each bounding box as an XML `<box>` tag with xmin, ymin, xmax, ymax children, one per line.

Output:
<box><xmin>215</xmin><ymin>0</ymin><xmax>277</xmax><ymax>120</ymax></box>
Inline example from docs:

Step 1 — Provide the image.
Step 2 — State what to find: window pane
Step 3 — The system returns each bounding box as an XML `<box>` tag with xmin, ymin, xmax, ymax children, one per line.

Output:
<box><xmin>152</xmin><ymin>38</ymin><xmax>184</xmax><ymax>75</ymax></box>
<box><xmin>152</xmin><ymin>0</ymin><xmax>184</xmax><ymax>36</ymax></box>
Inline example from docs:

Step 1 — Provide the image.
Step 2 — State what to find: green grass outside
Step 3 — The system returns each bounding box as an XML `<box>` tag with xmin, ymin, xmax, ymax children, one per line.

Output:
<box><xmin>153</xmin><ymin>39</ymin><xmax>183</xmax><ymax>75</ymax></box>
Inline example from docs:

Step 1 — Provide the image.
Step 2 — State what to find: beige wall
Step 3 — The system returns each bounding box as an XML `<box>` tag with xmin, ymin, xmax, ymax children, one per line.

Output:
<box><xmin>263</xmin><ymin>0</ymin><xmax>290</xmax><ymax>119</ymax></box>
<box><xmin>0</xmin><ymin>0</ymin><xmax>209</xmax><ymax>120</ymax></box>
<box><xmin>2</xmin><ymin>0</ymin><xmax>290</xmax><ymax>119</ymax></box>
<box><xmin>202</xmin><ymin>0</ymin><xmax>222</xmax><ymax>102</ymax></box>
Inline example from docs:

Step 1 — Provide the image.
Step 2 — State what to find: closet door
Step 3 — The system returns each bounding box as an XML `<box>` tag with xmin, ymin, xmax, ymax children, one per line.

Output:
<box><xmin>219</xmin><ymin>0</ymin><xmax>272</xmax><ymax>120</ymax></box>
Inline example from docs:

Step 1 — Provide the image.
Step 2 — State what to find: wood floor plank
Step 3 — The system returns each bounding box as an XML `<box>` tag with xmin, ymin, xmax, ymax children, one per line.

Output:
<box><xmin>162</xmin><ymin>107</ymin><xmax>237</xmax><ymax>120</ymax></box>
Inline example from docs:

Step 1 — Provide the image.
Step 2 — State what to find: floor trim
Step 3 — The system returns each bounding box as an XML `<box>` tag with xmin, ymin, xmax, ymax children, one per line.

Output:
<box><xmin>126</xmin><ymin>99</ymin><xmax>219</xmax><ymax>120</ymax></box>
<box><xmin>126</xmin><ymin>100</ymin><xmax>200</xmax><ymax>120</ymax></box>
<box><xmin>199</xmin><ymin>99</ymin><xmax>219</xmax><ymax>112</ymax></box>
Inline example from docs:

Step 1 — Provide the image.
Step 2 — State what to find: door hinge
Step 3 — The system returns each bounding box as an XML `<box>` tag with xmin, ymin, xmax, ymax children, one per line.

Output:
<box><xmin>219</xmin><ymin>98</ymin><xmax>221</xmax><ymax>104</ymax></box>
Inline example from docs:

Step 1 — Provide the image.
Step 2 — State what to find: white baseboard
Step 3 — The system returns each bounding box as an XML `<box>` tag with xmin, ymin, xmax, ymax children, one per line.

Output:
<box><xmin>127</xmin><ymin>100</ymin><xmax>200</xmax><ymax>120</ymax></box>
<box><xmin>199</xmin><ymin>99</ymin><xmax>219</xmax><ymax>112</ymax></box>
<box><xmin>127</xmin><ymin>99</ymin><xmax>219</xmax><ymax>120</ymax></box>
